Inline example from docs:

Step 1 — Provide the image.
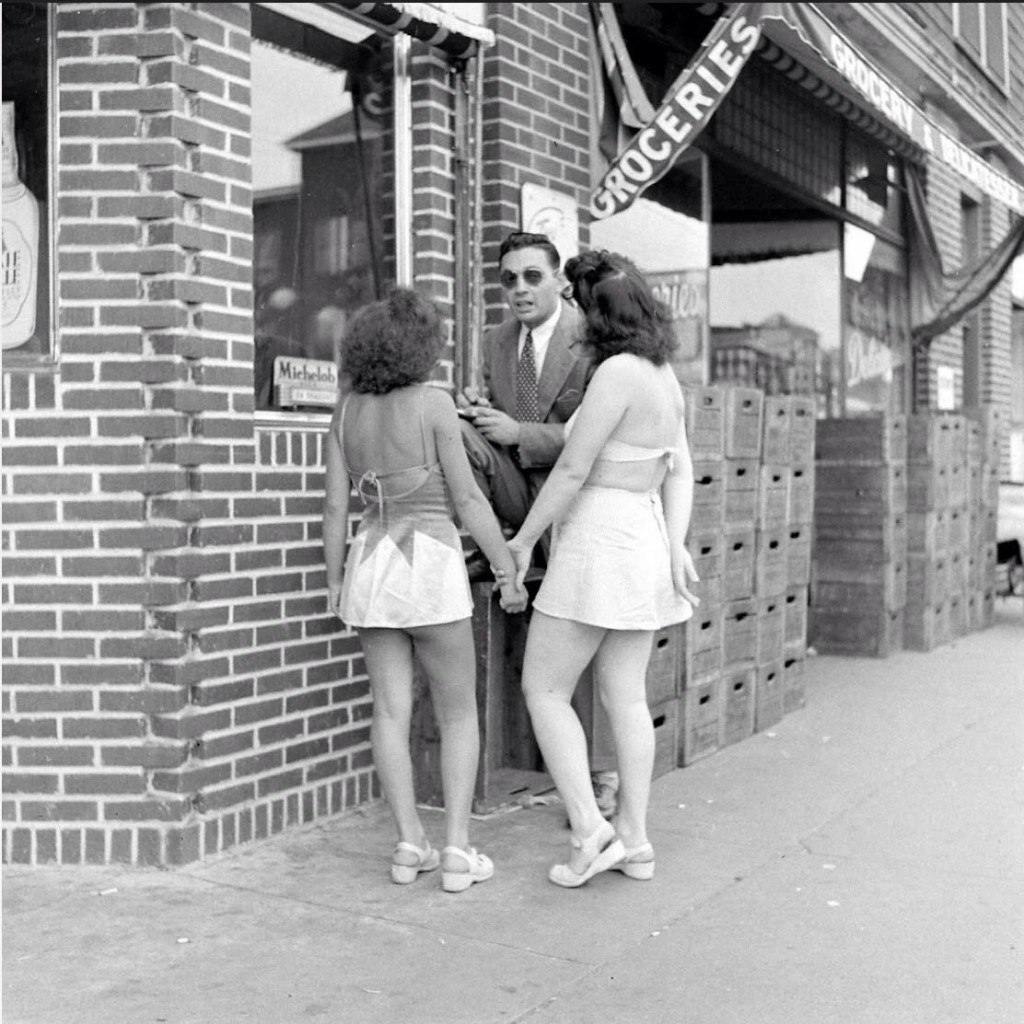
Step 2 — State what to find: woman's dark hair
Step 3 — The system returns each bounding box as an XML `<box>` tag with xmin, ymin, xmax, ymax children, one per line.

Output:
<box><xmin>342</xmin><ymin>287</ymin><xmax>445</xmax><ymax>394</ymax></box>
<box><xmin>564</xmin><ymin>250</ymin><xmax>677</xmax><ymax>366</ymax></box>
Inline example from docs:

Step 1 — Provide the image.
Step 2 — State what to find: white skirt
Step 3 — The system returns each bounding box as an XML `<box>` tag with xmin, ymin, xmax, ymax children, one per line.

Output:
<box><xmin>533</xmin><ymin>486</ymin><xmax>693</xmax><ymax>630</ymax></box>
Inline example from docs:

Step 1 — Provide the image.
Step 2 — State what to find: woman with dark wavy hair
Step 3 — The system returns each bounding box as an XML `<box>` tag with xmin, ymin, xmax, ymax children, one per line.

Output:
<box><xmin>509</xmin><ymin>250</ymin><xmax>700</xmax><ymax>888</ymax></box>
<box><xmin>324</xmin><ymin>287</ymin><xmax>527</xmax><ymax>893</ymax></box>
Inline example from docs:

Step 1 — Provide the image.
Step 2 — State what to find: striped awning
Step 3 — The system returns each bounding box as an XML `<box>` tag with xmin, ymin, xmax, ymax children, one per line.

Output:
<box><xmin>325</xmin><ymin>2</ymin><xmax>494</xmax><ymax>57</ymax></box>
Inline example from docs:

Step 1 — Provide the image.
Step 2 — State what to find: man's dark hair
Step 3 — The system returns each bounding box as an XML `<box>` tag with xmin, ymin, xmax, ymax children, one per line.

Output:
<box><xmin>564</xmin><ymin>249</ymin><xmax>677</xmax><ymax>367</ymax></box>
<box><xmin>498</xmin><ymin>231</ymin><xmax>560</xmax><ymax>270</ymax></box>
<box><xmin>341</xmin><ymin>287</ymin><xmax>445</xmax><ymax>394</ymax></box>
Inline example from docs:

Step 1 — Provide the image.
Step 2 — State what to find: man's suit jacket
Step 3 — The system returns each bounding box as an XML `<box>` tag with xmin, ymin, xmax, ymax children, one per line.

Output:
<box><xmin>482</xmin><ymin>300</ymin><xmax>591</xmax><ymax>477</ymax></box>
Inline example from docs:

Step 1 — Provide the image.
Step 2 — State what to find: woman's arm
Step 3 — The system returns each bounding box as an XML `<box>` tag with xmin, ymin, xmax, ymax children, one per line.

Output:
<box><xmin>429</xmin><ymin>390</ymin><xmax>527</xmax><ymax>612</ymax></box>
<box><xmin>323</xmin><ymin>405</ymin><xmax>351</xmax><ymax>620</ymax></box>
<box><xmin>662</xmin><ymin>408</ymin><xmax>700</xmax><ymax>605</ymax></box>
<box><xmin>513</xmin><ymin>360</ymin><xmax>628</xmax><ymax>553</ymax></box>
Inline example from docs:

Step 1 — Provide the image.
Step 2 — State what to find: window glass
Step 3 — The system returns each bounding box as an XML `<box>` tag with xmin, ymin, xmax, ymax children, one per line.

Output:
<box><xmin>1</xmin><ymin>1</ymin><xmax>51</xmax><ymax>360</ymax></box>
<box><xmin>251</xmin><ymin>7</ymin><xmax>395</xmax><ymax>413</ymax></box>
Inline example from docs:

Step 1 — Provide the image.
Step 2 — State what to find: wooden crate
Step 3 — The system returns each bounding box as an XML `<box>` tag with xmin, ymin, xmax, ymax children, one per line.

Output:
<box><xmin>782</xmin><ymin>653</ymin><xmax>806</xmax><ymax>714</ymax></box>
<box><xmin>677</xmin><ymin>677</ymin><xmax>721</xmax><ymax>767</ymax></box>
<box><xmin>907</xmin><ymin>413</ymin><xmax>953</xmax><ymax>465</ymax></box>
<box><xmin>689</xmin><ymin>530</ymin><xmax>723</xmax><ymax>582</ymax></box>
<box><xmin>810</xmin><ymin>563</ymin><xmax>907</xmax><ymax>612</ymax></box>
<box><xmin>808</xmin><ymin>604</ymin><xmax>904</xmax><ymax>657</ymax></box>
<box><xmin>906</xmin><ymin>553</ymin><xmax>947</xmax><ymax>605</ymax></box>
<box><xmin>762</xmin><ymin>396</ymin><xmax>791</xmax><ymax>465</ymax></box>
<box><xmin>788</xmin><ymin>463</ymin><xmax>815</xmax><ymax>524</ymax></box>
<box><xmin>946</xmin><ymin>548</ymin><xmax>969</xmax><ymax>592</ymax></box>
<box><xmin>719</xmin><ymin>662</ymin><xmax>755</xmax><ymax>748</ymax></box>
<box><xmin>814</xmin><ymin>509</ymin><xmax>907</xmax><ymax>556</ymax></box>
<box><xmin>966</xmin><ymin>462</ymin><xmax>982</xmax><ymax>507</ymax></box>
<box><xmin>681</xmin><ymin>604</ymin><xmax>722</xmax><ymax>689</ymax></box>
<box><xmin>815</xmin><ymin>462</ymin><xmax>906</xmax><ymax>515</ymax></box>
<box><xmin>651</xmin><ymin>697</ymin><xmax>679</xmax><ymax>780</ymax></box>
<box><xmin>907</xmin><ymin>461</ymin><xmax>949</xmax><ymax>511</ymax></box>
<box><xmin>757</xmin><ymin>465</ymin><xmax>789</xmax><ymax>529</ymax></box>
<box><xmin>964</xmin><ymin>404</ymin><xmax>1004</xmax><ymax>465</ymax></box>
<box><xmin>945</xmin><ymin>414</ymin><xmax>966</xmax><ymax>465</ymax></box>
<box><xmin>755</xmin><ymin>594</ymin><xmax>785</xmax><ymax>664</ymax></box>
<box><xmin>723</xmin><ymin>526</ymin><xmax>755</xmax><ymax>601</ymax></box>
<box><xmin>755</xmin><ymin>527</ymin><xmax>788</xmax><ymax>597</ymax></box>
<box><xmin>722</xmin><ymin>597</ymin><xmax>757</xmax><ymax>664</ymax></box>
<box><xmin>691</xmin><ymin>458</ymin><xmax>725</xmax><ymax>532</ymax></box>
<box><xmin>815</xmin><ymin>414</ymin><xmax>906</xmax><ymax>463</ymax></box>
<box><xmin>724</xmin><ymin>458</ymin><xmax>758</xmax><ymax>526</ymax></box>
<box><xmin>754</xmin><ymin>660</ymin><xmax>785</xmax><ymax>731</ymax></box>
<box><xmin>947</xmin><ymin>590</ymin><xmax>969</xmax><ymax>640</ymax></box>
<box><xmin>646</xmin><ymin>624</ymin><xmax>681</xmax><ymax>705</ymax></box>
<box><xmin>683</xmin><ymin>384</ymin><xmax>725</xmax><ymax>458</ymax></box>
<box><xmin>945</xmin><ymin>507</ymin><xmax>968</xmax><ymax>551</ymax></box>
<box><xmin>789</xmin><ymin>396</ymin><xmax>816</xmax><ymax>464</ymax></box>
<box><xmin>906</xmin><ymin>509</ymin><xmax>947</xmax><ymax>555</ymax></box>
<box><xmin>724</xmin><ymin>386</ymin><xmax>764</xmax><ymax>459</ymax></box>
<box><xmin>783</xmin><ymin>585</ymin><xmax>808</xmax><ymax>647</ymax></box>
<box><xmin>903</xmin><ymin>599</ymin><xmax>947</xmax><ymax>652</ymax></box>
<box><xmin>947</xmin><ymin>463</ymin><xmax>967</xmax><ymax>508</ymax></box>
<box><xmin>981</xmin><ymin>464</ymin><xmax>1000</xmax><ymax>507</ymax></box>
<box><xmin>787</xmin><ymin>526</ymin><xmax>811</xmax><ymax>585</ymax></box>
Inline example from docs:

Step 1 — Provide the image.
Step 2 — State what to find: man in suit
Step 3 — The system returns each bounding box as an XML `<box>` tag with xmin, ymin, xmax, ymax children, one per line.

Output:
<box><xmin>457</xmin><ymin>231</ymin><xmax>590</xmax><ymax>534</ymax></box>
<box><xmin>458</xmin><ymin>231</ymin><xmax>617</xmax><ymax>820</ymax></box>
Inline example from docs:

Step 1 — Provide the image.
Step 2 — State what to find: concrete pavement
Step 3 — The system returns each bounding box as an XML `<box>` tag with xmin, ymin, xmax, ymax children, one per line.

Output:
<box><xmin>4</xmin><ymin>600</ymin><xmax>1023</xmax><ymax>1024</ymax></box>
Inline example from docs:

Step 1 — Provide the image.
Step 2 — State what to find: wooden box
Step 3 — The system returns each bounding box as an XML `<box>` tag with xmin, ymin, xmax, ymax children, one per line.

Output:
<box><xmin>907</xmin><ymin>462</ymin><xmax>949</xmax><ymax>511</ymax></box>
<box><xmin>762</xmin><ymin>396</ymin><xmax>791</xmax><ymax>465</ymax></box>
<box><xmin>815</xmin><ymin>462</ymin><xmax>906</xmax><ymax>516</ymax></box>
<box><xmin>947</xmin><ymin>463</ymin><xmax>967</xmax><ymax>508</ymax></box>
<box><xmin>677</xmin><ymin>677</ymin><xmax>721</xmax><ymax>767</ymax></box>
<box><xmin>903</xmin><ymin>599</ymin><xmax>947</xmax><ymax>652</ymax></box>
<box><xmin>788</xmin><ymin>396</ymin><xmax>816</xmax><ymax>464</ymax></box>
<box><xmin>681</xmin><ymin>605</ymin><xmax>722</xmax><ymax>689</ymax></box>
<box><xmin>724</xmin><ymin>386</ymin><xmax>764</xmax><ymax>459</ymax></box>
<box><xmin>722</xmin><ymin>597</ymin><xmax>757</xmax><ymax>664</ymax></box>
<box><xmin>808</xmin><ymin>604</ymin><xmax>904</xmax><ymax>658</ymax></box>
<box><xmin>689</xmin><ymin>530</ymin><xmax>723</xmax><ymax>582</ymax></box>
<box><xmin>945</xmin><ymin>507</ymin><xmax>967</xmax><ymax>551</ymax></box>
<box><xmin>757</xmin><ymin>465</ymin><xmax>789</xmax><ymax>529</ymax></box>
<box><xmin>651</xmin><ymin>697</ymin><xmax>679</xmax><ymax>780</ymax></box>
<box><xmin>691</xmin><ymin>458</ymin><xmax>725</xmax><ymax>532</ymax></box>
<box><xmin>646</xmin><ymin>624</ymin><xmax>681</xmax><ymax>705</ymax></box>
<box><xmin>811</xmin><ymin>563</ymin><xmax>907</xmax><ymax>612</ymax></box>
<box><xmin>723</xmin><ymin>526</ymin><xmax>755</xmax><ymax>601</ymax></box>
<box><xmin>787</xmin><ymin>526</ymin><xmax>811</xmax><ymax>585</ymax></box>
<box><xmin>907</xmin><ymin>413</ymin><xmax>953</xmax><ymax>465</ymax></box>
<box><xmin>783</xmin><ymin>585</ymin><xmax>808</xmax><ymax>646</ymax></box>
<box><xmin>755</xmin><ymin>594</ymin><xmax>785</xmax><ymax>664</ymax></box>
<box><xmin>787</xmin><ymin>463</ymin><xmax>815</xmax><ymax>524</ymax></box>
<box><xmin>724</xmin><ymin>458</ymin><xmax>758</xmax><ymax>526</ymax></box>
<box><xmin>814</xmin><ymin>509</ymin><xmax>907</xmax><ymax>558</ymax></box>
<box><xmin>683</xmin><ymin>384</ymin><xmax>725</xmax><ymax>458</ymax></box>
<box><xmin>754</xmin><ymin>660</ymin><xmax>785</xmax><ymax>731</ymax></box>
<box><xmin>719</xmin><ymin>662</ymin><xmax>755</xmax><ymax>748</ymax></box>
<box><xmin>906</xmin><ymin>553</ymin><xmax>947</xmax><ymax>605</ymax></box>
<box><xmin>755</xmin><ymin>527</ymin><xmax>788</xmax><ymax>597</ymax></box>
<box><xmin>815</xmin><ymin>414</ymin><xmax>906</xmax><ymax>463</ymax></box>
<box><xmin>782</xmin><ymin>653</ymin><xmax>807</xmax><ymax>714</ymax></box>
<box><xmin>906</xmin><ymin>509</ymin><xmax>947</xmax><ymax>555</ymax></box>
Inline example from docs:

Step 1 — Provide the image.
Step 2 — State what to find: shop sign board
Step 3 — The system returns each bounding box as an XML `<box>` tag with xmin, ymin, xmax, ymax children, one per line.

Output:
<box><xmin>274</xmin><ymin>356</ymin><xmax>338</xmax><ymax>409</ymax></box>
<box><xmin>648</xmin><ymin>268</ymin><xmax>707</xmax><ymax>384</ymax></box>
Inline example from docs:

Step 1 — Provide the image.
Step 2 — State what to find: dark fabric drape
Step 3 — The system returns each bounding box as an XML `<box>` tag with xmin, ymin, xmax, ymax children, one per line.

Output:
<box><xmin>908</xmin><ymin>164</ymin><xmax>1024</xmax><ymax>347</ymax></box>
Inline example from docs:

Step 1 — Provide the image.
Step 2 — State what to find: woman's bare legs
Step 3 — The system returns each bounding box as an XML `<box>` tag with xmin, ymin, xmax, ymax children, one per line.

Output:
<box><xmin>358</xmin><ymin>627</ymin><xmax>425</xmax><ymax>848</ymax></box>
<box><xmin>592</xmin><ymin>630</ymin><xmax>656</xmax><ymax>852</ymax></box>
<box><xmin>409</xmin><ymin>618</ymin><xmax>479</xmax><ymax>852</ymax></box>
<box><xmin>522</xmin><ymin>612</ymin><xmax>610</xmax><ymax>870</ymax></box>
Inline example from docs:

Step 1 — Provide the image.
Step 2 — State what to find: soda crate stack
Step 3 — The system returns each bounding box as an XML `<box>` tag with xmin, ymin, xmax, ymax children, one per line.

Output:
<box><xmin>809</xmin><ymin>415</ymin><xmax>908</xmax><ymax>657</ymax></box>
<box><xmin>965</xmin><ymin>404</ymin><xmax>1003</xmax><ymax>630</ymax></box>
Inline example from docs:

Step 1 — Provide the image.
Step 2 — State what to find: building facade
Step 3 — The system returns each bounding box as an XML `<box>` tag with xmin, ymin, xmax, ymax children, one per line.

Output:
<box><xmin>3</xmin><ymin>2</ymin><xmax>1021</xmax><ymax>867</ymax></box>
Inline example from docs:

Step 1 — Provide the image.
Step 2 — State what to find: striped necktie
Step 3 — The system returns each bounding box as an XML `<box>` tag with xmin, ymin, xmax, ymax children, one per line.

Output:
<box><xmin>516</xmin><ymin>330</ymin><xmax>541</xmax><ymax>422</ymax></box>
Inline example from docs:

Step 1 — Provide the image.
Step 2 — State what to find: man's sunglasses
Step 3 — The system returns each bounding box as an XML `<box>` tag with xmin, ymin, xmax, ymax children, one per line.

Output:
<box><xmin>500</xmin><ymin>269</ymin><xmax>548</xmax><ymax>289</ymax></box>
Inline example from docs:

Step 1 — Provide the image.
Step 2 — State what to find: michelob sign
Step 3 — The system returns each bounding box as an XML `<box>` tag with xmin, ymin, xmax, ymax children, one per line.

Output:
<box><xmin>273</xmin><ymin>356</ymin><xmax>339</xmax><ymax>409</ymax></box>
<box><xmin>591</xmin><ymin>3</ymin><xmax>762</xmax><ymax>220</ymax></box>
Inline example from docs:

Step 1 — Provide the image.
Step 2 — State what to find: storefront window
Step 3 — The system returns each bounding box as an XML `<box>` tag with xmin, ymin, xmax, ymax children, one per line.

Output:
<box><xmin>251</xmin><ymin>5</ymin><xmax>396</xmax><ymax>414</ymax></box>
<box><xmin>1</xmin><ymin>1</ymin><xmax>52</xmax><ymax>362</ymax></box>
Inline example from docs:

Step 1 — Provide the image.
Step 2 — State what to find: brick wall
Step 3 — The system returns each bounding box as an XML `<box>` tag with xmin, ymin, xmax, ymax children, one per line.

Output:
<box><xmin>2</xmin><ymin>4</ymin><xmax>466</xmax><ymax>866</ymax></box>
<box><xmin>480</xmin><ymin>3</ymin><xmax>591</xmax><ymax>330</ymax></box>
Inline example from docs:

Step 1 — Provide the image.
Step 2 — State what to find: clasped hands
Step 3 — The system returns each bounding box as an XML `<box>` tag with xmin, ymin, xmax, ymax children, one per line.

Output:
<box><xmin>491</xmin><ymin>534</ymin><xmax>535</xmax><ymax>615</ymax></box>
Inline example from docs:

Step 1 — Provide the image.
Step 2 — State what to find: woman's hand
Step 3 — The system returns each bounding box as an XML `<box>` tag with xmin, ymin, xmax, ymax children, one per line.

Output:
<box><xmin>498</xmin><ymin>580</ymin><xmax>529</xmax><ymax>614</ymax></box>
<box><xmin>672</xmin><ymin>548</ymin><xmax>701</xmax><ymax>607</ymax></box>
<box><xmin>506</xmin><ymin>535</ymin><xmax>534</xmax><ymax>590</ymax></box>
<box><xmin>327</xmin><ymin>584</ymin><xmax>345</xmax><ymax>622</ymax></box>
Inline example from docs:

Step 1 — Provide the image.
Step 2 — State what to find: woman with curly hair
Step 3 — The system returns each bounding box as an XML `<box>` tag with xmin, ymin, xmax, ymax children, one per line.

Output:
<box><xmin>508</xmin><ymin>250</ymin><xmax>700</xmax><ymax>887</ymax></box>
<box><xmin>324</xmin><ymin>287</ymin><xmax>527</xmax><ymax>892</ymax></box>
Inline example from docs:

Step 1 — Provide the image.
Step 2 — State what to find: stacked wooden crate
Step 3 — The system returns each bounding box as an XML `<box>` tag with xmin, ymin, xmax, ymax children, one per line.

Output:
<box><xmin>966</xmin><ymin>405</ymin><xmax>1002</xmax><ymax>630</ymax></box>
<box><xmin>676</xmin><ymin>385</ymin><xmax>726</xmax><ymax>769</ymax></box>
<box><xmin>809</xmin><ymin>416</ymin><xmax>908</xmax><ymax>657</ymax></box>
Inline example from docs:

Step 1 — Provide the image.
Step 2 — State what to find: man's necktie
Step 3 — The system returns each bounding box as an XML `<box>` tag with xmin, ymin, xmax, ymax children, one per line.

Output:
<box><xmin>516</xmin><ymin>330</ymin><xmax>541</xmax><ymax>422</ymax></box>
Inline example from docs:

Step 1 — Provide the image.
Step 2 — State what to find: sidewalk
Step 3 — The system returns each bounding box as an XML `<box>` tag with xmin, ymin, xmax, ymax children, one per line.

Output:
<box><xmin>4</xmin><ymin>601</ymin><xmax>1022</xmax><ymax>1024</ymax></box>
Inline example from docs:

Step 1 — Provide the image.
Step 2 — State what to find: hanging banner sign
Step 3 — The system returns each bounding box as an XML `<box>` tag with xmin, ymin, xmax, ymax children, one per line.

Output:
<box><xmin>758</xmin><ymin>3</ymin><xmax>1024</xmax><ymax>215</ymax></box>
<box><xmin>590</xmin><ymin>3</ymin><xmax>762</xmax><ymax>220</ymax></box>
<box><xmin>592</xmin><ymin>2</ymin><xmax>1024</xmax><ymax>219</ymax></box>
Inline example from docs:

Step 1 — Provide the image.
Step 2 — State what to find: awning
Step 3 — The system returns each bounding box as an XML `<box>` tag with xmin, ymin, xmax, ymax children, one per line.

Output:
<box><xmin>325</xmin><ymin>2</ymin><xmax>494</xmax><ymax>57</ymax></box>
<box><xmin>591</xmin><ymin>2</ymin><xmax>1024</xmax><ymax>218</ymax></box>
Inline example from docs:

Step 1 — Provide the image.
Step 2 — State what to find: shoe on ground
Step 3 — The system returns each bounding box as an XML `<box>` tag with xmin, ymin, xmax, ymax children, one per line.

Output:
<box><xmin>609</xmin><ymin>840</ymin><xmax>655</xmax><ymax>881</ymax></box>
<box><xmin>548</xmin><ymin>821</ymin><xmax>624</xmax><ymax>888</ymax></box>
<box><xmin>390</xmin><ymin>840</ymin><xmax>440</xmax><ymax>884</ymax></box>
<box><xmin>441</xmin><ymin>846</ymin><xmax>494</xmax><ymax>892</ymax></box>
